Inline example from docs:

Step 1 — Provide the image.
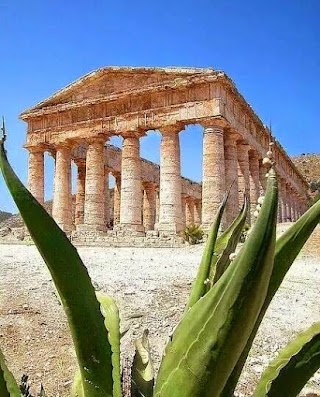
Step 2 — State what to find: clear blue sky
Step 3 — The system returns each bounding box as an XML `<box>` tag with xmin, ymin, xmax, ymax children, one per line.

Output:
<box><xmin>0</xmin><ymin>0</ymin><xmax>319</xmax><ymax>213</ymax></box>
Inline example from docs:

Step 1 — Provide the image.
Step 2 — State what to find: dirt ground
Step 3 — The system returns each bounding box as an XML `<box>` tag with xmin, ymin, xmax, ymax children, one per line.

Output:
<box><xmin>0</xmin><ymin>230</ymin><xmax>319</xmax><ymax>396</ymax></box>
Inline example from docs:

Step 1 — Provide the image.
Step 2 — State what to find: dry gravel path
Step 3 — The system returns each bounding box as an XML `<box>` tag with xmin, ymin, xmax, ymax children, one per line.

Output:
<box><xmin>0</xmin><ymin>242</ymin><xmax>319</xmax><ymax>396</ymax></box>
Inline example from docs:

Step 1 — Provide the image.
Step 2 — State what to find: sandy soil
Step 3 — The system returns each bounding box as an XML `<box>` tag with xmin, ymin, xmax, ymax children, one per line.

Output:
<box><xmin>0</xmin><ymin>241</ymin><xmax>319</xmax><ymax>396</ymax></box>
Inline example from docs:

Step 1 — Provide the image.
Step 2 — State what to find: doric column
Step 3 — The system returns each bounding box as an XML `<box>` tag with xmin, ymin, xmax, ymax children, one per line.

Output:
<box><xmin>249</xmin><ymin>150</ymin><xmax>261</xmax><ymax>222</ymax></box>
<box><xmin>27</xmin><ymin>146</ymin><xmax>45</xmax><ymax>205</ymax></box>
<box><xmin>280</xmin><ymin>179</ymin><xmax>288</xmax><ymax>222</ymax></box>
<box><xmin>277</xmin><ymin>188</ymin><xmax>283</xmax><ymax>223</ymax></box>
<box><xmin>143</xmin><ymin>182</ymin><xmax>157</xmax><ymax>231</ymax></box>
<box><xmin>75</xmin><ymin>160</ymin><xmax>86</xmax><ymax>226</ymax></box>
<box><xmin>119</xmin><ymin>134</ymin><xmax>143</xmax><ymax>231</ymax></box>
<box><xmin>181</xmin><ymin>195</ymin><xmax>187</xmax><ymax>228</ymax></box>
<box><xmin>155</xmin><ymin>188</ymin><xmax>160</xmax><ymax>223</ymax></box>
<box><xmin>224</xmin><ymin>132</ymin><xmax>239</xmax><ymax>225</ymax></box>
<box><xmin>186</xmin><ymin>197</ymin><xmax>195</xmax><ymax>225</ymax></box>
<box><xmin>259</xmin><ymin>159</ymin><xmax>267</xmax><ymax>196</ymax></box>
<box><xmin>237</xmin><ymin>141</ymin><xmax>251</xmax><ymax>224</ymax></box>
<box><xmin>52</xmin><ymin>144</ymin><xmax>73</xmax><ymax>232</ymax></box>
<box><xmin>201</xmin><ymin>124</ymin><xmax>226</xmax><ymax>231</ymax></box>
<box><xmin>83</xmin><ymin>138</ymin><xmax>106</xmax><ymax>231</ymax></box>
<box><xmin>291</xmin><ymin>190</ymin><xmax>296</xmax><ymax>222</ymax></box>
<box><xmin>194</xmin><ymin>200</ymin><xmax>202</xmax><ymax>225</ymax></box>
<box><xmin>105</xmin><ymin>168</ymin><xmax>111</xmax><ymax>228</ymax></box>
<box><xmin>113</xmin><ymin>173</ymin><xmax>121</xmax><ymax>225</ymax></box>
<box><xmin>157</xmin><ymin>127</ymin><xmax>183</xmax><ymax>233</ymax></box>
<box><xmin>285</xmin><ymin>183</ymin><xmax>292</xmax><ymax>222</ymax></box>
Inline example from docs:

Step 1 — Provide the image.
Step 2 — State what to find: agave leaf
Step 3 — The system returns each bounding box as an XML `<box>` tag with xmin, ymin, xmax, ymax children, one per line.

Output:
<box><xmin>186</xmin><ymin>191</ymin><xmax>229</xmax><ymax>309</ymax></box>
<box><xmin>253</xmin><ymin>322</ymin><xmax>320</xmax><ymax>397</ymax></box>
<box><xmin>154</xmin><ymin>169</ymin><xmax>278</xmax><ymax>397</ymax></box>
<box><xmin>0</xmin><ymin>142</ymin><xmax>113</xmax><ymax>397</ymax></box>
<box><xmin>221</xmin><ymin>197</ymin><xmax>320</xmax><ymax>397</ymax></box>
<box><xmin>131</xmin><ymin>330</ymin><xmax>154</xmax><ymax>397</ymax></box>
<box><xmin>0</xmin><ymin>349</ymin><xmax>20</xmax><ymax>397</ymax></box>
<box><xmin>96</xmin><ymin>293</ymin><xmax>122</xmax><ymax>397</ymax></box>
<box><xmin>211</xmin><ymin>195</ymin><xmax>249</xmax><ymax>285</ymax></box>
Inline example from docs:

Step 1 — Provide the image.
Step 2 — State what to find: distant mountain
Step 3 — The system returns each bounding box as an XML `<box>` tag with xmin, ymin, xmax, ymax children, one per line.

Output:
<box><xmin>0</xmin><ymin>210</ymin><xmax>13</xmax><ymax>223</ymax></box>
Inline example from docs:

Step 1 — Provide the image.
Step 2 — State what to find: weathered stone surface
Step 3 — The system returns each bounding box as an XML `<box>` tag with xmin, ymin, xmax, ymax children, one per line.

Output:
<box><xmin>237</xmin><ymin>141</ymin><xmax>251</xmax><ymax>224</ymax></box>
<box><xmin>157</xmin><ymin>128</ymin><xmax>183</xmax><ymax>233</ymax></box>
<box><xmin>249</xmin><ymin>150</ymin><xmax>261</xmax><ymax>222</ymax></box>
<box><xmin>75</xmin><ymin>160</ymin><xmax>85</xmax><ymax>226</ymax></box>
<box><xmin>83</xmin><ymin>139</ymin><xmax>106</xmax><ymax>231</ymax></box>
<box><xmin>143</xmin><ymin>182</ymin><xmax>157</xmax><ymax>231</ymax></box>
<box><xmin>52</xmin><ymin>145</ymin><xmax>73</xmax><ymax>232</ymax></box>
<box><xmin>202</xmin><ymin>124</ymin><xmax>226</xmax><ymax>230</ymax></box>
<box><xmin>119</xmin><ymin>135</ymin><xmax>143</xmax><ymax>231</ymax></box>
<box><xmin>224</xmin><ymin>132</ymin><xmax>239</xmax><ymax>226</ymax></box>
<box><xmin>27</xmin><ymin>147</ymin><xmax>44</xmax><ymax>204</ymax></box>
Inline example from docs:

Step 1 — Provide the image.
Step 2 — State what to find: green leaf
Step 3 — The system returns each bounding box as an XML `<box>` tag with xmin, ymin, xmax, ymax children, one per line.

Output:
<box><xmin>221</xmin><ymin>196</ymin><xmax>320</xmax><ymax>397</ymax></box>
<box><xmin>97</xmin><ymin>293</ymin><xmax>122</xmax><ymax>397</ymax></box>
<box><xmin>186</xmin><ymin>192</ymin><xmax>229</xmax><ymax>309</ymax></box>
<box><xmin>0</xmin><ymin>349</ymin><xmax>20</xmax><ymax>397</ymax></box>
<box><xmin>154</xmin><ymin>169</ymin><xmax>278</xmax><ymax>397</ymax></box>
<box><xmin>131</xmin><ymin>330</ymin><xmax>154</xmax><ymax>397</ymax></box>
<box><xmin>211</xmin><ymin>195</ymin><xmax>249</xmax><ymax>285</ymax></box>
<box><xmin>253</xmin><ymin>322</ymin><xmax>320</xmax><ymax>397</ymax></box>
<box><xmin>0</xmin><ymin>142</ymin><xmax>113</xmax><ymax>397</ymax></box>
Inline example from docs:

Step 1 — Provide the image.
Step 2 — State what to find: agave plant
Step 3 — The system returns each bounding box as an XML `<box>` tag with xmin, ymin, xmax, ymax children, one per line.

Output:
<box><xmin>0</xmin><ymin>131</ymin><xmax>320</xmax><ymax>397</ymax></box>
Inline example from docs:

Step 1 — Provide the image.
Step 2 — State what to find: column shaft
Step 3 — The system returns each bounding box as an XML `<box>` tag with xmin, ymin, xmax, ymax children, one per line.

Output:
<box><xmin>237</xmin><ymin>142</ymin><xmax>251</xmax><ymax>224</ymax></box>
<box><xmin>52</xmin><ymin>145</ymin><xmax>73</xmax><ymax>231</ymax></box>
<box><xmin>249</xmin><ymin>151</ymin><xmax>261</xmax><ymax>222</ymax></box>
<box><xmin>28</xmin><ymin>148</ymin><xmax>44</xmax><ymax>204</ymax></box>
<box><xmin>201</xmin><ymin>125</ymin><xmax>226</xmax><ymax>230</ymax></box>
<box><xmin>83</xmin><ymin>139</ymin><xmax>106</xmax><ymax>230</ymax></box>
<box><xmin>194</xmin><ymin>200</ymin><xmax>202</xmax><ymax>225</ymax></box>
<box><xmin>224</xmin><ymin>133</ymin><xmax>239</xmax><ymax>225</ymax></box>
<box><xmin>143</xmin><ymin>184</ymin><xmax>157</xmax><ymax>231</ymax></box>
<box><xmin>186</xmin><ymin>198</ymin><xmax>195</xmax><ymax>225</ymax></box>
<box><xmin>119</xmin><ymin>136</ymin><xmax>143</xmax><ymax>231</ymax></box>
<box><xmin>75</xmin><ymin>161</ymin><xmax>86</xmax><ymax>226</ymax></box>
<box><xmin>113</xmin><ymin>175</ymin><xmax>121</xmax><ymax>225</ymax></box>
<box><xmin>157</xmin><ymin>130</ymin><xmax>183</xmax><ymax>233</ymax></box>
<box><xmin>105</xmin><ymin>169</ymin><xmax>111</xmax><ymax>228</ymax></box>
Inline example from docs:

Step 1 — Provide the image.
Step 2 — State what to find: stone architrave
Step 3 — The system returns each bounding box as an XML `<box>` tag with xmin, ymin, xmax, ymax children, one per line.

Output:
<box><xmin>113</xmin><ymin>173</ymin><xmax>121</xmax><ymax>225</ymax></box>
<box><xmin>157</xmin><ymin>127</ymin><xmax>183</xmax><ymax>233</ymax></box>
<box><xmin>201</xmin><ymin>124</ymin><xmax>226</xmax><ymax>231</ymax></box>
<box><xmin>52</xmin><ymin>144</ymin><xmax>73</xmax><ymax>232</ymax></box>
<box><xmin>237</xmin><ymin>141</ymin><xmax>251</xmax><ymax>224</ymax></box>
<box><xmin>186</xmin><ymin>197</ymin><xmax>195</xmax><ymax>225</ymax></box>
<box><xmin>249</xmin><ymin>150</ymin><xmax>261</xmax><ymax>222</ymax></box>
<box><xmin>224</xmin><ymin>132</ymin><xmax>239</xmax><ymax>225</ymax></box>
<box><xmin>75</xmin><ymin>160</ymin><xmax>86</xmax><ymax>226</ymax></box>
<box><xmin>142</xmin><ymin>182</ymin><xmax>157</xmax><ymax>231</ymax></box>
<box><xmin>83</xmin><ymin>138</ymin><xmax>106</xmax><ymax>231</ymax></box>
<box><xmin>105</xmin><ymin>168</ymin><xmax>111</xmax><ymax>228</ymax></box>
<box><xmin>28</xmin><ymin>146</ymin><xmax>45</xmax><ymax>204</ymax></box>
<box><xmin>119</xmin><ymin>134</ymin><xmax>144</xmax><ymax>231</ymax></box>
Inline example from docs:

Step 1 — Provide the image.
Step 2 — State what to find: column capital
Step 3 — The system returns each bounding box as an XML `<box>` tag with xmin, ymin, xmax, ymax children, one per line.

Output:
<box><xmin>201</xmin><ymin>118</ymin><xmax>225</xmax><ymax>130</ymax></box>
<box><xmin>249</xmin><ymin>149</ymin><xmax>260</xmax><ymax>160</ymax></box>
<box><xmin>160</xmin><ymin>125</ymin><xmax>182</xmax><ymax>136</ymax></box>
<box><xmin>25</xmin><ymin>144</ymin><xmax>46</xmax><ymax>153</ymax></box>
<box><xmin>224</xmin><ymin>131</ymin><xmax>241</xmax><ymax>146</ymax></box>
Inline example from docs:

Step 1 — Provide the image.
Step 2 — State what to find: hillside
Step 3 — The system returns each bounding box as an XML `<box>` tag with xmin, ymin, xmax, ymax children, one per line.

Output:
<box><xmin>291</xmin><ymin>153</ymin><xmax>320</xmax><ymax>193</ymax></box>
<box><xmin>0</xmin><ymin>210</ymin><xmax>13</xmax><ymax>223</ymax></box>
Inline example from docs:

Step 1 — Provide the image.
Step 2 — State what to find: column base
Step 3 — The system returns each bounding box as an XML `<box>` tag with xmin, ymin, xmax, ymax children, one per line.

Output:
<box><xmin>57</xmin><ymin>223</ymin><xmax>75</xmax><ymax>233</ymax></box>
<box><xmin>76</xmin><ymin>223</ymin><xmax>106</xmax><ymax>232</ymax></box>
<box><xmin>155</xmin><ymin>222</ymin><xmax>184</xmax><ymax>235</ymax></box>
<box><xmin>114</xmin><ymin>223</ymin><xmax>145</xmax><ymax>235</ymax></box>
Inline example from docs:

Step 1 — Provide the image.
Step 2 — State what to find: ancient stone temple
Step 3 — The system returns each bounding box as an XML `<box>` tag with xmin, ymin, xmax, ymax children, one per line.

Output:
<box><xmin>20</xmin><ymin>67</ymin><xmax>309</xmax><ymax>241</ymax></box>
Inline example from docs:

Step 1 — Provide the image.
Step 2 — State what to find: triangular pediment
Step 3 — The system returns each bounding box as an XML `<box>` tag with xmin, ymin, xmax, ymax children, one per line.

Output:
<box><xmin>21</xmin><ymin>66</ymin><xmax>215</xmax><ymax>117</ymax></box>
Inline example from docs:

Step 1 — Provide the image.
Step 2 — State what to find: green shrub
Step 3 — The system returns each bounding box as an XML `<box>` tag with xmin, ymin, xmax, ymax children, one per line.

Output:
<box><xmin>1</xmin><ymin>134</ymin><xmax>320</xmax><ymax>397</ymax></box>
<box><xmin>183</xmin><ymin>224</ymin><xmax>204</xmax><ymax>244</ymax></box>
